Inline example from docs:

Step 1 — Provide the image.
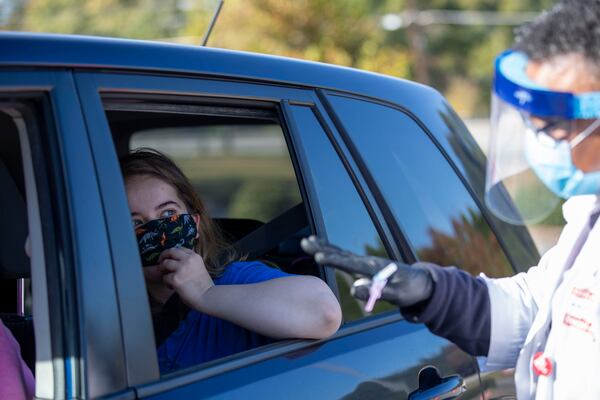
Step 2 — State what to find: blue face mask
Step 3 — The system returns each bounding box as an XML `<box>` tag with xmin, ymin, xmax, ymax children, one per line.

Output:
<box><xmin>524</xmin><ymin>118</ymin><xmax>600</xmax><ymax>199</ymax></box>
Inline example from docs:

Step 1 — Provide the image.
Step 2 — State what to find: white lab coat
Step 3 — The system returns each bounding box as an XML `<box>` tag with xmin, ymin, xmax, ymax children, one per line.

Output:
<box><xmin>479</xmin><ymin>194</ymin><xmax>600</xmax><ymax>399</ymax></box>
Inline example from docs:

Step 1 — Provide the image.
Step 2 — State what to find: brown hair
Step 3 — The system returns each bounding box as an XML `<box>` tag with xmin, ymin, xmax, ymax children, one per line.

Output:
<box><xmin>120</xmin><ymin>148</ymin><xmax>236</xmax><ymax>278</ymax></box>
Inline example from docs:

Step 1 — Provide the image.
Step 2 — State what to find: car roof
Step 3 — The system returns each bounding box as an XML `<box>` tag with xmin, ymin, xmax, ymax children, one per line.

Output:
<box><xmin>0</xmin><ymin>32</ymin><xmax>440</xmax><ymax>104</ymax></box>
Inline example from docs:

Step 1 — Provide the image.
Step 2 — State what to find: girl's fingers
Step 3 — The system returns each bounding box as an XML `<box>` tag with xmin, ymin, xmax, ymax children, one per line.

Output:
<box><xmin>158</xmin><ymin>247</ymin><xmax>189</xmax><ymax>263</ymax></box>
<box><xmin>159</xmin><ymin>258</ymin><xmax>179</xmax><ymax>272</ymax></box>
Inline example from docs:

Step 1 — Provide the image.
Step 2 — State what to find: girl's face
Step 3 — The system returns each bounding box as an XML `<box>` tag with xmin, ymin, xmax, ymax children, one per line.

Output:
<box><xmin>125</xmin><ymin>174</ymin><xmax>191</xmax><ymax>227</ymax></box>
<box><xmin>126</xmin><ymin>174</ymin><xmax>200</xmax><ymax>290</ymax></box>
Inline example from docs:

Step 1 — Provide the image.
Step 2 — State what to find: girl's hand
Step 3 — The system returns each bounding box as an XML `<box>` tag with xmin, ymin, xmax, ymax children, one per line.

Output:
<box><xmin>157</xmin><ymin>247</ymin><xmax>215</xmax><ymax>309</ymax></box>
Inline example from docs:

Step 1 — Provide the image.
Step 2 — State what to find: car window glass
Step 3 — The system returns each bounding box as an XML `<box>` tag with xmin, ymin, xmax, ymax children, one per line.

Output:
<box><xmin>288</xmin><ymin>104</ymin><xmax>397</xmax><ymax>322</ymax></box>
<box><xmin>327</xmin><ymin>95</ymin><xmax>512</xmax><ymax>278</ymax></box>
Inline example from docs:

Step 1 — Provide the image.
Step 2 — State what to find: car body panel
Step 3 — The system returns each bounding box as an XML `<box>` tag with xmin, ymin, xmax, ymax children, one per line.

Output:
<box><xmin>140</xmin><ymin>320</ymin><xmax>480</xmax><ymax>399</ymax></box>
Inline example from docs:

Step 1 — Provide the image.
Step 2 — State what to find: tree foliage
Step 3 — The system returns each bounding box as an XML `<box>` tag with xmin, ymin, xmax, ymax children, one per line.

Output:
<box><xmin>3</xmin><ymin>0</ymin><xmax>555</xmax><ymax>115</ymax></box>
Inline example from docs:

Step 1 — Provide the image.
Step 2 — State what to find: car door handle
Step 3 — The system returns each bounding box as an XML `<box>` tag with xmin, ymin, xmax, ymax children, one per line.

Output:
<box><xmin>408</xmin><ymin>366</ymin><xmax>466</xmax><ymax>400</ymax></box>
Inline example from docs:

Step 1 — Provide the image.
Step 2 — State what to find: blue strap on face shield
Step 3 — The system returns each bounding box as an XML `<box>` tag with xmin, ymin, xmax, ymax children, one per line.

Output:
<box><xmin>494</xmin><ymin>50</ymin><xmax>600</xmax><ymax>119</ymax></box>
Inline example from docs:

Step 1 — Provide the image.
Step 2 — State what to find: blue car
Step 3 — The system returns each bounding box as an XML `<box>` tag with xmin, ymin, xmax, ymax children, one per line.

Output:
<box><xmin>0</xmin><ymin>32</ymin><xmax>537</xmax><ymax>399</ymax></box>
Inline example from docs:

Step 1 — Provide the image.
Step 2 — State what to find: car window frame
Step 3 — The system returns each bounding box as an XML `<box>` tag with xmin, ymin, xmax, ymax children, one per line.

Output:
<box><xmin>0</xmin><ymin>70</ymin><xmax>131</xmax><ymax>399</ymax></box>
<box><xmin>74</xmin><ymin>71</ymin><xmax>353</xmax><ymax>390</ymax></box>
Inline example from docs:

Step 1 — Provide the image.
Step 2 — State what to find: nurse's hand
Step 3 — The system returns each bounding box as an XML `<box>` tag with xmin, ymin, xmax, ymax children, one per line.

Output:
<box><xmin>301</xmin><ymin>236</ymin><xmax>433</xmax><ymax>308</ymax></box>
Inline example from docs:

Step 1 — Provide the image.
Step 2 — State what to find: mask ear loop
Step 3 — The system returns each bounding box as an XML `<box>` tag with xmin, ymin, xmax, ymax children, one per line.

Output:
<box><xmin>569</xmin><ymin>118</ymin><xmax>600</xmax><ymax>149</ymax></box>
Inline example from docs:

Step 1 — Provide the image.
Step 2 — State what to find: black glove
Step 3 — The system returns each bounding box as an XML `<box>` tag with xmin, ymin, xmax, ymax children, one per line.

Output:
<box><xmin>301</xmin><ymin>235</ymin><xmax>434</xmax><ymax>308</ymax></box>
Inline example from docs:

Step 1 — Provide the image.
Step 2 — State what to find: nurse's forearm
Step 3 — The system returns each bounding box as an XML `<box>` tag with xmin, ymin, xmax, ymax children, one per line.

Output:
<box><xmin>401</xmin><ymin>264</ymin><xmax>491</xmax><ymax>357</ymax></box>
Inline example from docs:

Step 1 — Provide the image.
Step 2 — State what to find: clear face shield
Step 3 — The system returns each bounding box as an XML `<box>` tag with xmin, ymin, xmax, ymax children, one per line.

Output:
<box><xmin>485</xmin><ymin>50</ymin><xmax>600</xmax><ymax>225</ymax></box>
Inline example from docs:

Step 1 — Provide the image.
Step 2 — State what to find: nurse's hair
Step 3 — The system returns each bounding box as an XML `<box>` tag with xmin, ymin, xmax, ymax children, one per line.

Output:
<box><xmin>120</xmin><ymin>148</ymin><xmax>237</xmax><ymax>278</ymax></box>
<box><xmin>514</xmin><ymin>0</ymin><xmax>600</xmax><ymax>67</ymax></box>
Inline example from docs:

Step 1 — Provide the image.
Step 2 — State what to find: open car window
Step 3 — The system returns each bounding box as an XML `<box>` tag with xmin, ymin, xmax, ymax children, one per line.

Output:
<box><xmin>103</xmin><ymin>98</ymin><xmax>324</xmax><ymax>374</ymax></box>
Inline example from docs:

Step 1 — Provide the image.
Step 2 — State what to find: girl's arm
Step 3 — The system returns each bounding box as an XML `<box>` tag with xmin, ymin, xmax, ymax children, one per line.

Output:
<box><xmin>158</xmin><ymin>247</ymin><xmax>342</xmax><ymax>339</ymax></box>
<box><xmin>195</xmin><ymin>276</ymin><xmax>341</xmax><ymax>339</ymax></box>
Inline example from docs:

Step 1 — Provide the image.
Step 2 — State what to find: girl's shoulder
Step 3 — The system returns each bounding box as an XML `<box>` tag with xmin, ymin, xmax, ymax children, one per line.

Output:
<box><xmin>216</xmin><ymin>260</ymin><xmax>291</xmax><ymax>285</ymax></box>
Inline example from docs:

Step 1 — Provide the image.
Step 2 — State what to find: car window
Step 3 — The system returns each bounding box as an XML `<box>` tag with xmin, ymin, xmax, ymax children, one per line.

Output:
<box><xmin>103</xmin><ymin>98</ymin><xmax>325</xmax><ymax>374</ymax></box>
<box><xmin>326</xmin><ymin>94</ymin><xmax>513</xmax><ymax>278</ymax></box>
<box><xmin>287</xmin><ymin>104</ymin><xmax>397</xmax><ymax>322</ymax></box>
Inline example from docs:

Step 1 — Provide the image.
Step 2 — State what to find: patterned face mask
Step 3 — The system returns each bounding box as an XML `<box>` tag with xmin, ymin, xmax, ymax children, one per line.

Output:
<box><xmin>135</xmin><ymin>214</ymin><xmax>198</xmax><ymax>267</ymax></box>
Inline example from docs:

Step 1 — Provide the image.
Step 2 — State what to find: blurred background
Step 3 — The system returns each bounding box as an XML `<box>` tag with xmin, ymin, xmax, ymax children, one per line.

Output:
<box><xmin>0</xmin><ymin>0</ymin><xmax>561</xmax><ymax>253</ymax></box>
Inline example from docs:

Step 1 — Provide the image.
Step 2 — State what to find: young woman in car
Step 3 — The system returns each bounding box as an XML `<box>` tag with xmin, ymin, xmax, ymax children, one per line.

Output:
<box><xmin>120</xmin><ymin>149</ymin><xmax>341</xmax><ymax>373</ymax></box>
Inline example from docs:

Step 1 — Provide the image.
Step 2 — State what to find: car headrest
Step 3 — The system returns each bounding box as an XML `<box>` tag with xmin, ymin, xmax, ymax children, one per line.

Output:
<box><xmin>0</xmin><ymin>158</ymin><xmax>29</xmax><ymax>279</ymax></box>
<box><xmin>213</xmin><ymin>217</ymin><xmax>264</xmax><ymax>243</ymax></box>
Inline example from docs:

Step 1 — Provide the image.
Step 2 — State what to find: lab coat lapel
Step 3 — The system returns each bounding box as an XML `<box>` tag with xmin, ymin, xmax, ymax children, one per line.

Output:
<box><xmin>515</xmin><ymin>196</ymin><xmax>600</xmax><ymax>399</ymax></box>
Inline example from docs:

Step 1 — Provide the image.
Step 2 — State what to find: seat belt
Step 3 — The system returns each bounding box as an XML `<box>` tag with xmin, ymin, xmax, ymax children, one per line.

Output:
<box><xmin>232</xmin><ymin>202</ymin><xmax>308</xmax><ymax>260</ymax></box>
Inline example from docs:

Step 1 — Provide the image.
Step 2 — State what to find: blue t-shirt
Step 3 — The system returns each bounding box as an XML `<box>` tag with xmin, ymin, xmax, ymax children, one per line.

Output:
<box><xmin>156</xmin><ymin>261</ymin><xmax>290</xmax><ymax>373</ymax></box>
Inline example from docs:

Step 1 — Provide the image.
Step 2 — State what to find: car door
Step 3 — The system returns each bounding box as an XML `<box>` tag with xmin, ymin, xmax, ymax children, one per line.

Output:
<box><xmin>0</xmin><ymin>70</ymin><xmax>138</xmax><ymax>399</ymax></box>
<box><xmin>74</xmin><ymin>69</ymin><xmax>486</xmax><ymax>399</ymax></box>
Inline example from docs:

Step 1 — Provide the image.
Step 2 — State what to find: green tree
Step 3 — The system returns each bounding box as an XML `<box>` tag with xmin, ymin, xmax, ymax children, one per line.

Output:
<box><xmin>205</xmin><ymin>0</ymin><xmax>411</xmax><ymax>77</ymax></box>
<box><xmin>14</xmin><ymin>0</ymin><xmax>185</xmax><ymax>39</ymax></box>
<box><xmin>5</xmin><ymin>0</ymin><xmax>556</xmax><ymax>115</ymax></box>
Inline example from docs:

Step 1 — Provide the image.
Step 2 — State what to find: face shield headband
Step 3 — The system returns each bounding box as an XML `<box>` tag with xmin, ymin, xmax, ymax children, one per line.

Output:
<box><xmin>485</xmin><ymin>50</ymin><xmax>600</xmax><ymax>225</ymax></box>
<box><xmin>494</xmin><ymin>50</ymin><xmax>600</xmax><ymax>119</ymax></box>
